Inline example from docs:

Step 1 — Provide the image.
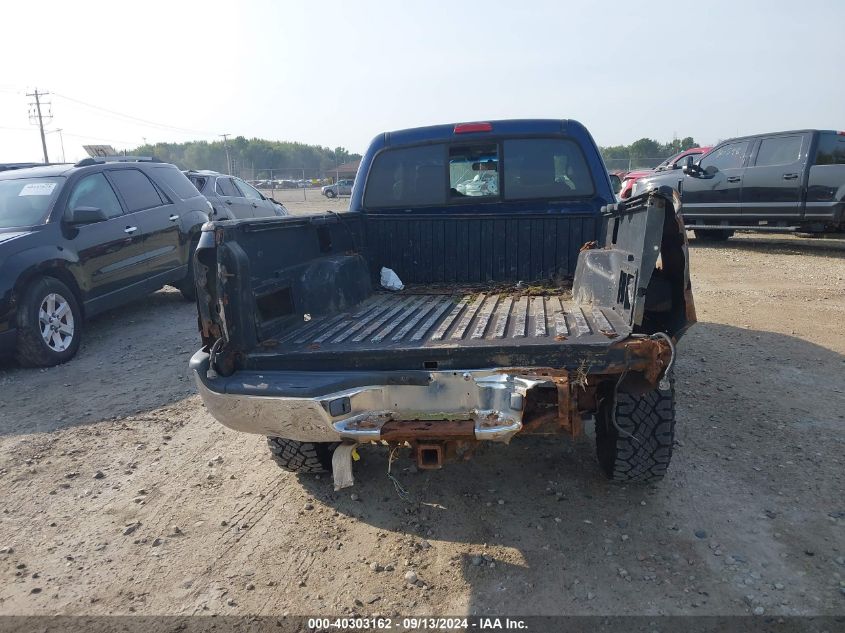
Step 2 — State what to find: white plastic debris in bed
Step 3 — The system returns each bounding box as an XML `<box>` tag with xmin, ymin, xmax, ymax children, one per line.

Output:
<box><xmin>380</xmin><ymin>267</ymin><xmax>404</xmax><ymax>291</ymax></box>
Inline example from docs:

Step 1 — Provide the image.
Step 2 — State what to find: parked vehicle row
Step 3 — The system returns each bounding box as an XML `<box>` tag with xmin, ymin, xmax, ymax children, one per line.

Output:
<box><xmin>634</xmin><ymin>129</ymin><xmax>845</xmax><ymax>239</ymax></box>
<box><xmin>251</xmin><ymin>178</ymin><xmax>330</xmax><ymax>189</ymax></box>
<box><xmin>185</xmin><ymin>170</ymin><xmax>289</xmax><ymax>219</ymax></box>
<box><xmin>618</xmin><ymin>146</ymin><xmax>712</xmax><ymax>199</ymax></box>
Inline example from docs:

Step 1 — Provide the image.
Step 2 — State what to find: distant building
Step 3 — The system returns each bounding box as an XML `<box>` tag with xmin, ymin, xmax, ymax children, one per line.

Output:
<box><xmin>331</xmin><ymin>160</ymin><xmax>360</xmax><ymax>179</ymax></box>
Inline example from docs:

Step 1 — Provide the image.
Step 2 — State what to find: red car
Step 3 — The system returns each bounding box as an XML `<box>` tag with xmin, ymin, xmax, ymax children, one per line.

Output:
<box><xmin>618</xmin><ymin>146</ymin><xmax>712</xmax><ymax>199</ymax></box>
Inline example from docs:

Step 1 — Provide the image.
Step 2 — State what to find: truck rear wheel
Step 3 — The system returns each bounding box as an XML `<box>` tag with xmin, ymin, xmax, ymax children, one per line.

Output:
<box><xmin>595</xmin><ymin>379</ymin><xmax>676</xmax><ymax>483</ymax></box>
<box><xmin>693</xmin><ymin>229</ymin><xmax>733</xmax><ymax>241</ymax></box>
<box><xmin>267</xmin><ymin>437</ymin><xmax>338</xmax><ymax>473</ymax></box>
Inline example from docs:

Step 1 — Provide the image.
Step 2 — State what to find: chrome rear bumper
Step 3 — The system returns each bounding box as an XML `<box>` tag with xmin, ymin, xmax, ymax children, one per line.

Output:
<box><xmin>191</xmin><ymin>351</ymin><xmax>544</xmax><ymax>443</ymax></box>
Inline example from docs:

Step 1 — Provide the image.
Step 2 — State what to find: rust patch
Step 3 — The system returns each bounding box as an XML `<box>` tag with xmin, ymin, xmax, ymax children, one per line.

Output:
<box><xmin>380</xmin><ymin>419</ymin><xmax>475</xmax><ymax>442</ymax></box>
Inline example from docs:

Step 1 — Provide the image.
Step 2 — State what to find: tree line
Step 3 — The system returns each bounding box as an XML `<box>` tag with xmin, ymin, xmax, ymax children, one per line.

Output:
<box><xmin>600</xmin><ymin>136</ymin><xmax>701</xmax><ymax>168</ymax></box>
<box><xmin>132</xmin><ymin>134</ymin><xmax>701</xmax><ymax>176</ymax></box>
<box><xmin>133</xmin><ymin>137</ymin><xmax>362</xmax><ymax>176</ymax></box>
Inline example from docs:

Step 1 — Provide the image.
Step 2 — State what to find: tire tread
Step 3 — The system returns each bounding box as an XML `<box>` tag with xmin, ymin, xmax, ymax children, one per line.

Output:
<box><xmin>596</xmin><ymin>381</ymin><xmax>676</xmax><ymax>483</ymax></box>
<box><xmin>266</xmin><ymin>437</ymin><xmax>337</xmax><ymax>474</ymax></box>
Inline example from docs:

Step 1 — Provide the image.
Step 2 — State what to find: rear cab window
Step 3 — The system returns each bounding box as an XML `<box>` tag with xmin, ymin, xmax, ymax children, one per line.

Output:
<box><xmin>503</xmin><ymin>138</ymin><xmax>593</xmax><ymax>200</ymax></box>
<box><xmin>363</xmin><ymin>136</ymin><xmax>595</xmax><ymax>209</ymax></box>
<box><xmin>364</xmin><ymin>145</ymin><xmax>446</xmax><ymax>208</ymax></box>
<box><xmin>450</xmin><ymin>145</ymin><xmax>498</xmax><ymax>199</ymax></box>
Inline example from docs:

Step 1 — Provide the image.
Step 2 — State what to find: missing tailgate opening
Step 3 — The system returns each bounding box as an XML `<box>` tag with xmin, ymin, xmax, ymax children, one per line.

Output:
<box><xmin>256</xmin><ymin>286</ymin><xmax>294</xmax><ymax>322</ymax></box>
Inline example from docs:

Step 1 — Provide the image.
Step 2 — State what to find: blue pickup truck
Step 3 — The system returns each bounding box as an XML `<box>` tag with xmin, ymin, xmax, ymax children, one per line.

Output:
<box><xmin>189</xmin><ymin>119</ymin><xmax>695</xmax><ymax>486</ymax></box>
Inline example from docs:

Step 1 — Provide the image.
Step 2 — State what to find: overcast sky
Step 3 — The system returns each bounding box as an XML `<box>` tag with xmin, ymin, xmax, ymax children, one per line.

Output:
<box><xmin>1</xmin><ymin>0</ymin><xmax>842</xmax><ymax>163</ymax></box>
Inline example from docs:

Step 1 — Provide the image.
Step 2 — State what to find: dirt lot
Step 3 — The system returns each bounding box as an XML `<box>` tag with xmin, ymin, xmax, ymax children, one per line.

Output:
<box><xmin>0</xmin><ymin>233</ymin><xmax>843</xmax><ymax>618</ymax></box>
<box><xmin>262</xmin><ymin>188</ymin><xmax>350</xmax><ymax>215</ymax></box>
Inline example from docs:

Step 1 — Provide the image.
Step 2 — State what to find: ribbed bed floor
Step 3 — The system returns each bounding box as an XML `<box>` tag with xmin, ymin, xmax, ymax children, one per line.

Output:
<box><xmin>277</xmin><ymin>292</ymin><xmax>630</xmax><ymax>352</ymax></box>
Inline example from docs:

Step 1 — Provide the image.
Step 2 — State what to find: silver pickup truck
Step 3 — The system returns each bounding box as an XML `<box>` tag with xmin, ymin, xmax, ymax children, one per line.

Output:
<box><xmin>189</xmin><ymin>120</ymin><xmax>695</xmax><ymax>486</ymax></box>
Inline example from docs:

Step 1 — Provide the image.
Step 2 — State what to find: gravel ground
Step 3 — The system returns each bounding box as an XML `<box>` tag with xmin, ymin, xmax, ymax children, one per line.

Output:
<box><xmin>262</xmin><ymin>188</ymin><xmax>350</xmax><ymax>215</ymax></box>
<box><xmin>0</xmin><ymin>232</ymin><xmax>843</xmax><ymax>618</ymax></box>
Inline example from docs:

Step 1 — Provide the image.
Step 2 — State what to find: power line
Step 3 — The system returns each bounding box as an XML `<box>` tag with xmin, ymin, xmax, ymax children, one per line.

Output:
<box><xmin>57</xmin><ymin>130</ymin><xmax>140</xmax><ymax>145</ymax></box>
<box><xmin>27</xmin><ymin>89</ymin><xmax>51</xmax><ymax>163</ymax></box>
<box><xmin>51</xmin><ymin>91</ymin><xmax>215</xmax><ymax>136</ymax></box>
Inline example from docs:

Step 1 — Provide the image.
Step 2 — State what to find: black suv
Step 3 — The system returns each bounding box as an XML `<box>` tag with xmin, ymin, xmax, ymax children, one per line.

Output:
<box><xmin>0</xmin><ymin>157</ymin><xmax>211</xmax><ymax>367</ymax></box>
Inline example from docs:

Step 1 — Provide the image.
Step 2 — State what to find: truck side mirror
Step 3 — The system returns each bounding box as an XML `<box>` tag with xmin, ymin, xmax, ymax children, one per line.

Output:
<box><xmin>67</xmin><ymin>206</ymin><xmax>108</xmax><ymax>224</ymax></box>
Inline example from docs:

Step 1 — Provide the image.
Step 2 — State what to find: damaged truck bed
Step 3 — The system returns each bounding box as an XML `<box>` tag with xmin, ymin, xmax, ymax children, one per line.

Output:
<box><xmin>190</xmin><ymin>119</ymin><xmax>695</xmax><ymax>485</ymax></box>
<box><xmin>254</xmin><ymin>289</ymin><xmax>631</xmax><ymax>368</ymax></box>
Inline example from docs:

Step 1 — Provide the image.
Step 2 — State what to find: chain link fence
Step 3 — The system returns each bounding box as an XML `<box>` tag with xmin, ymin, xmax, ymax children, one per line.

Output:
<box><xmin>228</xmin><ymin>166</ymin><xmax>353</xmax><ymax>204</ymax></box>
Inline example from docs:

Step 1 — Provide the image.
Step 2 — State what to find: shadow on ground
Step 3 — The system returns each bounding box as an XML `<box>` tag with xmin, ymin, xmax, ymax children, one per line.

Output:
<box><xmin>295</xmin><ymin>322</ymin><xmax>845</xmax><ymax>614</ymax></box>
<box><xmin>0</xmin><ymin>288</ymin><xmax>200</xmax><ymax>436</ymax></box>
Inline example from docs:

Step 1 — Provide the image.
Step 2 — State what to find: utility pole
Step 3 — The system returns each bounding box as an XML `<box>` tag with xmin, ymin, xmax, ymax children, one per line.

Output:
<box><xmin>220</xmin><ymin>134</ymin><xmax>231</xmax><ymax>175</ymax></box>
<box><xmin>27</xmin><ymin>89</ymin><xmax>52</xmax><ymax>163</ymax></box>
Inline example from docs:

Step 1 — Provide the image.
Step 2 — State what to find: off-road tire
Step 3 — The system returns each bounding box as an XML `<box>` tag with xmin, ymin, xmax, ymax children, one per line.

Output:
<box><xmin>267</xmin><ymin>437</ymin><xmax>339</xmax><ymax>473</ymax></box>
<box><xmin>595</xmin><ymin>380</ymin><xmax>676</xmax><ymax>483</ymax></box>
<box><xmin>325</xmin><ymin>189</ymin><xmax>336</xmax><ymax>198</ymax></box>
<box><xmin>177</xmin><ymin>237</ymin><xmax>198</xmax><ymax>301</ymax></box>
<box><xmin>693</xmin><ymin>229</ymin><xmax>733</xmax><ymax>242</ymax></box>
<box><xmin>15</xmin><ymin>277</ymin><xmax>83</xmax><ymax>368</ymax></box>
